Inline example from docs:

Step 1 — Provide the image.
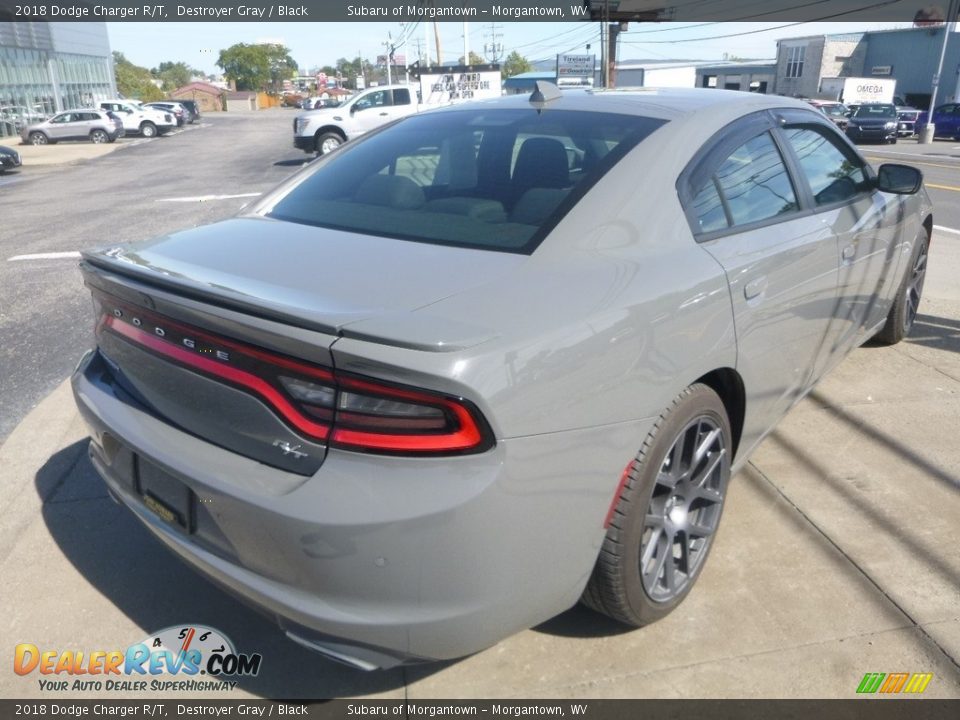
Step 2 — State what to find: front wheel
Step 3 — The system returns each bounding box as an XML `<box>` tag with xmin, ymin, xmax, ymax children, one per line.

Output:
<box><xmin>582</xmin><ymin>384</ymin><xmax>732</xmax><ymax>627</ymax></box>
<box><xmin>139</xmin><ymin>122</ymin><xmax>157</xmax><ymax>138</ymax></box>
<box><xmin>316</xmin><ymin>132</ymin><xmax>343</xmax><ymax>155</ymax></box>
<box><xmin>29</xmin><ymin>131</ymin><xmax>48</xmax><ymax>145</ymax></box>
<box><xmin>874</xmin><ymin>227</ymin><xmax>929</xmax><ymax>345</ymax></box>
<box><xmin>89</xmin><ymin>129</ymin><xmax>108</xmax><ymax>144</ymax></box>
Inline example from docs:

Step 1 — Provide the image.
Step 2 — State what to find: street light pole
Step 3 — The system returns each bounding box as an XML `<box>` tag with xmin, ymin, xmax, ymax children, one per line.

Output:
<box><xmin>920</xmin><ymin>0</ymin><xmax>958</xmax><ymax>144</ymax></box>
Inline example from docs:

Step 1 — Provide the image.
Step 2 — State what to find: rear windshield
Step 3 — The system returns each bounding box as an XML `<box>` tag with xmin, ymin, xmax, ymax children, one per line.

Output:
<box><xmin>266</xmin><ymin>108</ymin><xmax>666</xmax><ymax>253</ymax></box>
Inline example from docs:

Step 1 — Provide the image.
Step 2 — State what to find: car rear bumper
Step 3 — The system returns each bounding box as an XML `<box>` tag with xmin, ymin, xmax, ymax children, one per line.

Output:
<box><xmin>72</xmin><ymin>348</ymin><xmax>649</xmax><ymax>666</ymax></box>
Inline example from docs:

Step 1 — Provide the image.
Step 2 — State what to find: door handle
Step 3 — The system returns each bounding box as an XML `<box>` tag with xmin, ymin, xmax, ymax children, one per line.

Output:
<box><xmin>744</xmin><ymin>276</ymin><xmax>767</xmax><ymax>300</ymax></box>
<box><xmin>379</xmin><ymin>112</ymin><xmax>389</xmax><ymax>116</ymax></box>
<box><xmin>842</xmin><ymin>244</ymin><xmax>856</xmax><ymax>262</ymax></box>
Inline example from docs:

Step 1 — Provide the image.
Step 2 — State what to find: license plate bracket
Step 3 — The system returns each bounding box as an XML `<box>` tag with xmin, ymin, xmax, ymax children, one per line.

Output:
<box><xmin>136</xmin><ymin>457</ymin><xmax>195</xmax><ymax>533</ymax></box>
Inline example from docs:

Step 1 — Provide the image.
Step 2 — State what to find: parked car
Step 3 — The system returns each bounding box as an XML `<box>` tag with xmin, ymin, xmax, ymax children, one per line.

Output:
<box><xmin>98</xmin><ymin>100</ymin><xmax>175</xmax><ymax>138</ymax></box>
<box><xmin>845</xmin><ymin>103</ymin><xmax>899</xmax><ymax>143</ymax></box>
<box><xmin>896</xmin><ymin>106</ymin><xmax>921</xmax><ymax>137</ymax></box>
<box><xmin>916</xmin><ymin>103</ymin><xmax>960</xmax><ymax>140</ymax></box>
<box><xmin>178</xmin><ymin>100</ymin><xmax>201</xmax><ymax>123</ymax></box>
<box><xmin>21</xmin><ymin>109</ymin><xmax>124</xmax><ymax>145</ymax></box>
<box><xmin>310</xmin><ymin>97</ymin><xmax>342</xmax><ymax>110</ymax></box>
<box><xmin>0</xmin><ymin>144</ymin><xmax>22</xmax><ymax>172</ymax></box>
<box><xmin>807</xmin><ymin>99</ymin><xmax>849</xmax><ymax>130</ymax></box>
<box><xmin>143</xmin><ymin>101</ymin><xmax>189</xmax><ymax>126</ymax></box>
<box><xmin>73</xmin><ymin>88</ymin><xmax>932</xmax><ymax>670</ymax></box>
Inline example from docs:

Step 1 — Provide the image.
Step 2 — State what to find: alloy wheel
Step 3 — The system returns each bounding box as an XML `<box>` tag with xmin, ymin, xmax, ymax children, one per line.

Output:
<box><xmin>903</xmin><ymin>240</ymin><xmax>928</xmax><ymax>334</ymax></box>
<box><xmin>640</xmin><ymin>415</ymin><xmax>728</xmax><ymax>603</ymax></box>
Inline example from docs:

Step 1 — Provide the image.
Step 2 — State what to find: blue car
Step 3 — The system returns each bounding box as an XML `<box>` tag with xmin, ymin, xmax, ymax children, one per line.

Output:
<box><xmin>917</xmin><ymin>103</ymin><xmax>960</xmax><ymax>140</ymax></box>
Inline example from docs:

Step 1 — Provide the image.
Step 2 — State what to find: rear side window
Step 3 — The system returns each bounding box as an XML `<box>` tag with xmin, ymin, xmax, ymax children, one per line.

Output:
<box><xmin>266</xmin><ymin>109</ymin><xmax>665</xmax><ymax>253</ymax></box>
<box><xmin>693</xmin><ymin>131</ymin><xmax>798</xmax><ymax>231</ymax></box>
<box><xmin>393</xmin><ymin>88</ymin><xmax>411</xmax><ymax>106</ymax></box>
<box><xmin>784</xmin><ymin>126</ymin><xmax>869</xmax><ymax>206</ymax></box>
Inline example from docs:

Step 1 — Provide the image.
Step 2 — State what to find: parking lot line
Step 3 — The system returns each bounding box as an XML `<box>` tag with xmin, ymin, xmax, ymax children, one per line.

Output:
<box><xmin>7</xmin><ymin>251</ymin><xmax>81</xmax><ymax>262</ymax></box>
<box><xmin>925</xmin><ymin>182</ymin><xmax>960</xmax><ymax>192</ymax></box>
<box><xmin>156</xmin><ymin>192</ymin><xmax>262</xmax><ymax>203</ymax></box>
<box><xmin>934</xmin><ymin>225</ymin><xmax>960</xmax><ymax>236</ymax></box>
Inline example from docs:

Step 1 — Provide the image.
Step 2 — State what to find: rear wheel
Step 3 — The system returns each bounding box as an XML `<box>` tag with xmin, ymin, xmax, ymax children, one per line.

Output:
<box><xmin>582</xmin><ymin>384</ymin><xmax>732</xmax><ymax>626</ymax></box>
<box><xmin>89</xmin><ymin>129</ymin><xmax>108</xmax><ymax>144</ymax></box>
<box><xmin>29</xmin><ymin>131</ymin><xmax>48</xmax><ymax>145</ymax></box>
<box><xmin>139</xmin><ymin>122</ymin><xmax>157</xmax><ymax>138</ymax></box>
<box><xmin>874</xmin><ymin>227</ymin><xmax>929</xmax><ymax>345</ymax></box>
<box><xmin>316</xmin><ymin>132</ymin><xmax>344</xmax><ymax>155</ymax></box>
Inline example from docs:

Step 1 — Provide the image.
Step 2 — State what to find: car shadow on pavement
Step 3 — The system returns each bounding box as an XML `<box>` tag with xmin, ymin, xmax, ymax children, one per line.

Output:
<box><xmin>274</xmin><ymin>159</ymin><xmax>312</xmax><ymax>167</ymax></box>
<box><xmin>36</xmin><ymin>441</ymin><xmax>447</xmax><ymax>698</ymax></box>
<box><xmin>530</xmin><ymin>604</ymin><xmax>635</xmax><ymax>639</ymax></box>
<box><xmin>863</xmin><ymin>313</ymin><xmax>960</xmax><ymax>353</ymax></box>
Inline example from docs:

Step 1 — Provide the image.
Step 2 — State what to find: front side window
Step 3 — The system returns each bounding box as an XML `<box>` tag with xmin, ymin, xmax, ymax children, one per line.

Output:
<box><xmin>784</xmin><ymin>126</ymin><xmax>869</xmax><ymax>206</ymax></box>
<box><xmin>702</xmin><ymin>131</ymin><xmax>798</xmax><ymax>229</ymax></box>
<box><xmin>354</xmin><ymin>90</ymin><xmax>391</xmax><ymax>111</ymax></box>
<box><xmin>266</xmin><ymin>109</ymin><xmax>665</xmax><ymax>253</ymax></box>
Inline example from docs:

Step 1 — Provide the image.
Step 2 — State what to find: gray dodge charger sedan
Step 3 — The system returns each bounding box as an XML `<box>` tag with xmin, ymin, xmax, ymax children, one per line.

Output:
<box><xmin>72</xmin><ymin>87</ymin><xmax>932</xmax><ymax>670</ymax></box>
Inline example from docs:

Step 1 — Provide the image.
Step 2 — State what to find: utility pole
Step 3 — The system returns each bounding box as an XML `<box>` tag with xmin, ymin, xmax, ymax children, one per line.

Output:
<box><xmin>920</xmin><ymin>0</ymin><xmax>959</xmax><ymax>143</ymax></box>
<box><xmin>434</xmin><ymin>21</ymin><xmax>442</xmax><ymax>67</ymax></box>
<box><xmin>384</xmin><ymin>32</ymin><xmax>394</xmax><ymax>85</ymax></box>
<box><xmin>463</xmin><ymin>22</ymin><xmax>469</xmax><ymax>64</ymax></box>
<box><xmin>484</xmin><ymin>22</ymin><xmax>503</xmax><ymax>62</ymax></box>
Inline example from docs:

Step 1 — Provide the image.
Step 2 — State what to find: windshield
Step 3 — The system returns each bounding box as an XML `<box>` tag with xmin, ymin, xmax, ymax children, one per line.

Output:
<box><xmin>266</xmin><ymin>108</ymin><xmax>666</xmax><ymax>254</ymax></box>
<box><xmin>853</xmin><ymin>105</ymin><xmax>896</xmax><ymax>119</ymax></box>
<box><xmin>821</xmin><ymin>104</ymin><xmax>847</xmax><ymax>117</ymax></box>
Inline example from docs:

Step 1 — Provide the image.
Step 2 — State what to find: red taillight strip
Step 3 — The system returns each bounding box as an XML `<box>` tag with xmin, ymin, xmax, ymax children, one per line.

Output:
<box><xmin>332</xmin><ymin>401</ymin><xmax>483</xmax><ymax>452</ymax></box>
<box><xmin>104</xmin><ymin>316</ymin><xmax>331</xmax><ymax>440</ymax></box>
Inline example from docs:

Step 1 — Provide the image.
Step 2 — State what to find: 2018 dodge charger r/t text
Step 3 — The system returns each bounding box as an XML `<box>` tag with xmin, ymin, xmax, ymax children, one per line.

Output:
<box><xmin>72</xmin><ymin>88</ymin><xmax>932</xmax><ymax>670</ymax></box>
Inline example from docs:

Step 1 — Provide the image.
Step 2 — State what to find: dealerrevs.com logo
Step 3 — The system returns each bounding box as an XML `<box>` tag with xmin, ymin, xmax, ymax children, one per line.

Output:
<box><xmin>14</xmin><ymin>625</ymin><xmax>262</xmax><ymax>692</ymax></box>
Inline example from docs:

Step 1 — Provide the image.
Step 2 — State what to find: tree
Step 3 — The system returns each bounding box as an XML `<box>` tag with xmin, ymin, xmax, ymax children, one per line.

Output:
<box><xmin>217</xmin><ymin>43</ymin><xmax>297</xmax><ymax>92</ymax></box>
<box><xmin>152</xmin><ymin>61</ymin><xmax>198</xmax><ymax>92</ymax></box>
<box><xmin>457</xmin><ymin>51</ymin><xmax>486</xmax><ymax>66</ymax></box>
<box><xmin>502</xmin><ymin>51</ymin><xmax>532</xmax><ymax>78</ymax></box>
<box><xmin>113</xmin><ymin>52</ymin><xmax>164</xmax><ymax>102</ymax></box>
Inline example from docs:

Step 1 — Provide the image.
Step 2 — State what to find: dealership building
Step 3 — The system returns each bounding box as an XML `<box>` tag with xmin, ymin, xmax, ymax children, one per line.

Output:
<box><xmin>774</xmin><ymin>26</ymin><xmax>960</xmax><ymax>107</ymax></box>
<box><xmin>0</xmin><ymin>21</ymin><xmax>117</xmax><ymax>139</ymax></box>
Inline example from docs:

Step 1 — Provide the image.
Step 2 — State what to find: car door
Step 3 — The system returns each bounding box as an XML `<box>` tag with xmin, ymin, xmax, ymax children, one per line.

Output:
<box><xmin>46</xmin><ymin>113</ymin><xmax>75</xmax><ymax>141</ymax></box>
<box><xmin>776</xmin><ymin>114</ymin><xmax>901</xmax><ymax>362</ymax></box>
<box><xmin>350</xmin><ymin>89</ymin><xmax>394</xmax><ymax>135</ymax></box>
<box><xmin>679</xmin><ymin>112</ymin><xmax>839</xmax><ymax>453</ymax></box>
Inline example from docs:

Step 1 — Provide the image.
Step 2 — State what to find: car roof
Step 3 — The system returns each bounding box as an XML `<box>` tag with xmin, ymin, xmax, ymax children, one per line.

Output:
<box><xmin>439</xmin><ymin>87</ymin><xmax>815</xmax><ymax>122</ymax></box>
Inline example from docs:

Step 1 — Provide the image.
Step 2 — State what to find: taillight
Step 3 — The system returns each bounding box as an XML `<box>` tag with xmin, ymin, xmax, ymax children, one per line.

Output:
<box><xmin>95</xmin><ymin>293</ymin><xmax>493</xmax><ymax>456</ymax></box>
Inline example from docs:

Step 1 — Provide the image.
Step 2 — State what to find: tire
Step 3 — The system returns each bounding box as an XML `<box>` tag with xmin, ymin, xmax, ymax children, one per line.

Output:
<box><xmin>89</xmin><ymin>129</ymin><xmax>108</xmax><ymax>144</ymax></box>
<box><xmin>582</xmin><ymin>384</ymin><xmax>732</xmax><ymax>627</ymax></box>
<box><xmin>29</xmin><ymin>132</ymin><xmax>48</xmax><ymax>146</ymax></box>
<box><xmin>316</xmin><ymin>132</ymin><xmax>344</xmax><ymax>155</ymax></box>
<box><xmin>139</xmin><ymin>122</ymin><xmax>157</xmax><ymax>138</ymax></box>
<box><xmin>874</xmin><ymin>226</ymin><xmax>929</xmax><ymax>345</ymax></box>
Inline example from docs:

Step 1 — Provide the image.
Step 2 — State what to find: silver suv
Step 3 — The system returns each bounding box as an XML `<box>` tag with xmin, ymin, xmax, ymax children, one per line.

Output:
<box><xmin>21</xmin><ymin>109</ymin><xmax>124</xmax><ymax>145</ymax></box>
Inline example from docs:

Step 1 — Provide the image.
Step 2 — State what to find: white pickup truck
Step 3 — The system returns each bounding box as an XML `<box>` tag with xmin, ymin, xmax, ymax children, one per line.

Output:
<box><xmin>293</xmin><ymin>85</ymin><xmax>420</xmax><ymax>155</ymax></box>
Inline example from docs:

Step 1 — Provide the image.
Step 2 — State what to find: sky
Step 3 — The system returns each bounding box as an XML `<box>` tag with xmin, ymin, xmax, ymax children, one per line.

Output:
<box><xmin>106</xmin><ymin>21</ymin><xmax>915</xmax><ymax>76</ymax></box>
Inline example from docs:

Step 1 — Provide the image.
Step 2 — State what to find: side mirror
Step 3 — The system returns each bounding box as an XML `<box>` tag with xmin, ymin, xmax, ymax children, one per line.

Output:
<box><xmin>876</xmin><ymin>164</ymin><xmax>922</xmax><ymax>194</ymax></box>
<box><xmin>350</xmin><ymin>104</ymin><xmax>358</xmax><ymax>114</ymax></box>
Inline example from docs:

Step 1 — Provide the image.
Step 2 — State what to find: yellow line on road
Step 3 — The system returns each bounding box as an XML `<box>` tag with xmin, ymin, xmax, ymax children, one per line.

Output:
<box><xmin>864</xmin><ymin>156</ymin><xmax>960</xmax><ymax>170</ymax></box>
<box><xmin>925</xmin><ymin>182</ymin><xmax>960</xmax><ymax>192</ymax></box>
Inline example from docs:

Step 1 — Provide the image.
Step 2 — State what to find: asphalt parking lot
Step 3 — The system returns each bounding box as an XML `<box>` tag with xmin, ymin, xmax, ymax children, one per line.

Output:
<box><xmin>0</xmin><ymin>111</ymin><xmax>958</xmax><ymax>699</ymax></box>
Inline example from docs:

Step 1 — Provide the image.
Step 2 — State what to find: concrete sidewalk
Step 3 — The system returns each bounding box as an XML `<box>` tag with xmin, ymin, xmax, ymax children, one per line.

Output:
<box><xmin>1</xmin><ymin>234</ymin><xmax>958</xmax><ymax>700</ymax></box>
<box><xmin>13</xmin><ymin>139</ymin><xmax>125</xmax><ymax>167</ymax></box>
